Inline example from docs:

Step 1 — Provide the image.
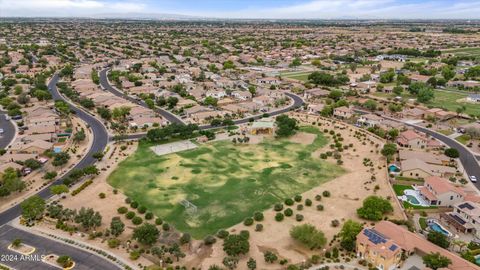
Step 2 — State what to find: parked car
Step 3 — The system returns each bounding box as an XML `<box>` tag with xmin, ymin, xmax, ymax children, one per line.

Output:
<box><xmin>470</xmin><ymin>175</ymin><xmax>477</xmax><ymax>183</ymax></box>
<box><xmin>0</xmin><ymin>128</ymin><xmax>4</xmax><ymax>134</ymax></box>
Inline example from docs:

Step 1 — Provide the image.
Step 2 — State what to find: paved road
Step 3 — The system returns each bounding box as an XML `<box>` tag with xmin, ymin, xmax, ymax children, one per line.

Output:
<box><xmin>99</xmin><ymin>68</ymin><xmax>186</xmax><ymax>125</ymax></box>
<box><xmin>0</xmin><ymin>74</ymin><xmax>109</xmax><ymax>225</ymax></box>
<box><xmin>0</xmin><ymin>110</ymin><xmax>15</xmax><ymax>149</ymax></box>
<box><xmin>0</xmin><ymin>225</ymin><xmax>120</xmax><ymax>270</ymax></box>
<box><xmin>353</xmin><ymin>108</ymin><xmax>480</xmax><ymax>190</ymax></box>
<box><xmin>100</xmin><ymin>68</ymin><xmax>304</xmax><ymax>133</ymax></box>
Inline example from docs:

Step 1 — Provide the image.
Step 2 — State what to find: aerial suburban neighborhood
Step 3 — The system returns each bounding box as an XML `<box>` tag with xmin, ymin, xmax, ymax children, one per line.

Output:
<box><xmin>1</xmin><ymin>1</ymin><xmax>480</xmax><ymax>270</ymax></box>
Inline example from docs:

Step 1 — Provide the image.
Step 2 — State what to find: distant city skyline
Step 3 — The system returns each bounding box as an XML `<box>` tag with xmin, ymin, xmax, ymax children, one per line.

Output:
<box><xmin>1</xmin><ymin>0</ymin><xmax>480</xmax><ymax>19</ymax></box>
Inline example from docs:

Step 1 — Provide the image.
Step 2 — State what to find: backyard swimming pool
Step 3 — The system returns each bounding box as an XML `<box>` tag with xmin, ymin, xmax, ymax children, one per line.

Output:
<box><xmin>428</xmin><ymin>220</ymin><xmax>453</xmax><ymax>237</ymax></box>
<box><xmin>406</xmin><ymin>194</ymin><xmax>420</xmax><ymax>205</ymax></box>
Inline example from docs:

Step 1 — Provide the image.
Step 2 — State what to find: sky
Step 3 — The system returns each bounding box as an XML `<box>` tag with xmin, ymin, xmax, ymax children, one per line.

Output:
<box><xmin>1</xmin><ymin>0</ymin><xmax>480</xmax><ymax>19</ymax></box>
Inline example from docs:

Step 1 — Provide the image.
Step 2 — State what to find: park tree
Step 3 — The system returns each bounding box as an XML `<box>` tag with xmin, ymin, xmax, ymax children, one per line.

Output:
<box><xmin>110</xmin><ymin>217</ymin><xmax>125</xmax><ymax>237</ymax></box>
<box><xmin>166</xmin><ymin>96</ymin><xmax>179</xmax><ymax>109</ymax></box>
<box><xmin>290</xmin><ymin>224</ymin><xmax>326</xmax><ymax>249</ymax></box>
<box><xmin>289</xmin><ymin>57</ymin><xmax>302</xmax><ymax>68</ymax></box>
<box><xmin>92</xmin><ymin>151</ymin><xmax>104</xmax><ymax>161</ymax></box>
<box><xmin>275</xmin><ymin>115</ymin><xmax>298</xmax><ymax>137</ymax></box>
<box><xmin>74</xmin><ymin>207</ymin><xmax>102</xmax><ymax>231</ymax></box>
<box><xmin>21</xmin><ymin>195</ymin><xmax>45</xmax><ymax>221</ymax></box>
<box><xmin>24</xmin><ymin>158</ymin><xmax>42</xmax><ymax>170</ymax></box>
<box><xmin>441</xmin><ymin>67</ymin><xmax>456</xmax><ymax>81</ymax></box>
<box><xmin>379</xmin><ymin>69</ymin><xmax>395</xmax><ymax>83</ymax></box>
<box><xmin>363</xmin><ymin>99</ymin><xmax>377</xmax><ymax>111</ymax></box>
<box><xmin>52</xmin><ymin>152</ymin><xmax>70</xmax><ymax>167</ymax></box>
<box><xmin>339</xmin><ymin>220</ymin><xmax>363</xmax><ymax>251</ymax></box>
<box><xmin>223</xmin><ymin>234</ymin><xmax>250</xmax><ymax>256</ymax></box>
<box><xmin>133</xmin><ymin>223</ymin><xmax>159</xmax><ymax>245</ymax></box>
<box><xmin>97</xmin><ymin>107</ymin><xmax>112</xmax><ymax>120</ymax></box>
<box><xmin>423</xmin><ymin>252</ymin><xmax>451</xmax><ymax>270</ymax></box>
<box><xmin>417</xmin><ymin>86</ymin><xmax>435</xmax><ymax>103</ymax></box>
<box><xmin>381</xmin><ymin>143</ymin><xmax>397</xmax><ymax>160</ymax></box>
<box><xmin>264</xmin><ymin>251</ymin><xmax>278</xmax><ymax>263</ymax></box>
<box><xmin>73</xmin><ymin>129</ymin><xmax>86</xmax><ymax>142</ymax></box>
<box><xmin>203</xmin><ymin>96</ymin><xmax>218</xmax><ymax>107</ymax></box>
<box><xmin>444</xmin><ymin>148</ymin><xmax>460</xmax><ymax>158</ymax></box>
<box><xmin>356</xmin><ymin>196</ymin><xmax>393</xmax><ymax>221</ymax></box>
<box><xmin>50</xmin><ymin>184</ymin><xmax>69</xmax><ymax>195</ymax></box>
<box><xmin>145</xmin><ymin>98</ymin><xmax>155</xmax><ymax>109</ymax></box>
<box><xmin>308</xmin><ymin>71</ymin><xmax>336</xmax><ymax>86</ymax></box>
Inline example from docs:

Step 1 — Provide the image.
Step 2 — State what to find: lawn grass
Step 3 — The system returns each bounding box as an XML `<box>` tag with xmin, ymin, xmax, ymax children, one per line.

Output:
<box><xmin>281</xmin><ymin>71</ymin><xmax>312</xmax><ymax>82</ymax></box>
<box><xmin>108</xmin><ymin>126</ymin><xmax>344</xmax><ymax>238</ymax></box>
<box><xmin>395</xmin><ymin>176</ymin><xmax>424</xmax><ymax>183</ymax></box>
<box><xmin>456</xmin><ymin>134</ymin><xmax>472</xmax><ymax>145</ymax></box>
<box><xmin>403</xmin><ymin>201</ymin><xmax>437</xmax><ymax>210</ymax></box>
<box><xmin>392</xmin><ymin>184</ymin><xmax>412</xmax><ymax>196</ymax></box>
<box><xmin>437</xmin><ymin>129</ymin><xmax>454</xmax><ymax>136</ymax></box>
<box><xmin>443</xmin><ymin>47</ymin><xmax>480</xmax><ymax>58</ymax></box>
<box><xmin>427</xmin><ymin>90</ymin><xmax>480</xmax><ymax>116</ymax></box>
<box><xmin>419</xmin><ymin>217</ymin><xmax>428</xmax><ymax>230</ymax></box>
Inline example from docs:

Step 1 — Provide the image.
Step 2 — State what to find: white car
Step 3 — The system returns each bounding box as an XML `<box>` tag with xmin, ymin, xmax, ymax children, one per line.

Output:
<box><xmin>470</xmin><ymin>176</ymin><xmax>477</xmax><ymax>183</ymax></box>
<box><xmin>0</xmin><ymin>128</ymin><xmax>3</xmax><ymax>134</ymax></box>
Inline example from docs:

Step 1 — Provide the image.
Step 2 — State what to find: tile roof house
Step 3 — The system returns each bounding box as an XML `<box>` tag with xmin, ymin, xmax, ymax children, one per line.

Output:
<box><xmin>440</xmin><ymin>201</ymin><xmax>480</xmax><ymax>238</ymax></box>
<box><xmin>396</xmin><ymin>130</ymin><xmax>442</xmax><ymax>149</ymax></box>
<box><xmin>357</xmin><ymin>221</ymin><xmax>478</xmax><ymax>270</ymax></box>
<box><xmin>400</xmin><ymin>158</ymin><xmax>456</xmax><ymax>179</ymax></box>
<box><xmin>419</xmin><ymin>176</ymin><xmax>465</xmax><ymax>207</ymax></box>
<box><xmin>333</xmin><ymin>106</ymin><xmax>354</xmax><ymax>119</ymax></box>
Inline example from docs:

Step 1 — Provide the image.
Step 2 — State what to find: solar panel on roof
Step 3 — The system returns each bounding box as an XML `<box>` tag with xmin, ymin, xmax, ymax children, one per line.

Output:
<box><xmin>364</xmin><ymin>228</ymin><xmax>387</xmax><ymax>244</ymax></box>
<box><xmin>460</xmin><ymin>203</ymin><xmax>474</xmax><ymax>210</ymax></box>
<box><xmin>389</xmin><ymin>244</ymin><xmax>398</xmax><ymax>251</ymax></box>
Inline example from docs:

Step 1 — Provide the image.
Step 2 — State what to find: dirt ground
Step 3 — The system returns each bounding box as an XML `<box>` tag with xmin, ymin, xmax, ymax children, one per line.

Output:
<box><xmin>33</xmin><ymin>113</ymin><xmax>404</xmax><ymax>270</ymax></box>
<box><xmin>188</xmin><ymin>112</ymin><xmax>404</xmax><ymax>269</ymax></box>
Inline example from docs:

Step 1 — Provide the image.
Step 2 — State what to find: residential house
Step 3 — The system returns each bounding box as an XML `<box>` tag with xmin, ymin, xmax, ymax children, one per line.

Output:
<box><xmin>357</xmin><ymin>221</ymin><xmax>478</xmax><ymax>270</ymax></box>
<box><xmin>356</xmin><ymin>113</ymin><xmax>383</xmax><ymax>128</ymax></box>
<box><xmin>440</xmin><ymin>201</ymin><xmax>480</xmax><ymax>237</ymax></box>
<box><xmin>333</xmin><ymin>106</ymin><xmax>354</xmax><ymax>119</ymax></box>
<box><xmin>419</xmin><ymin>176</ymin><xmax>465</xmax><ymax>207</ymax></box>
<box><xmin>400</xmin><ymin>158</ymin><xmax>456</xmax><ymax>179</ymax></box>
<box><xmin>396</xmin><ymin>129</ymin><xmax>442</xmax><ymax>149</ymax></box>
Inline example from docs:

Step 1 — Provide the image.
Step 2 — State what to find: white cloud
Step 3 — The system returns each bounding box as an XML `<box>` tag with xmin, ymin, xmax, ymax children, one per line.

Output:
<box><xmin>0</xmin><ymin>0</ymin><xmax>145</xmax><ymax>16</ymax></box>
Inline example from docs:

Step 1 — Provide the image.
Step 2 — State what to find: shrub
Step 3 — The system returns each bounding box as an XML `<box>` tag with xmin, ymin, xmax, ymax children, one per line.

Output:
<box><xmin>274</xmin><ymin>203</ymin><xmax>283</xmax><ymax>211</ymax></box>
<box><xmin>132</xmin><ymin>217</ymin><xmax>143</xmax><ymax>225</ymax></box>
<box><xmin>255</xmin><ymin>224</ymin><xmax>263</xmax><ymax>232</ymax></box>
<box><xmin>244</xmin><ymin>217</ymin><xmax>254</xmax><ymax>226</ymax></box>
<box><xmin>129</xmin><ymin>250</ymin><xmax>140</xmax><ymax>260</ymax></box>
<box><xmin>204</xmin><ymin>235</ymin><xmax>216</xmax><ymax>245</ymax></box>
<box><xmin>356</xmin><ymin>196</ymin><xmax>393</xmax><ymax>221</ymax></box>
<box><xmin>322</xmin><ymin>191</ymin><xmax>331</xmax><ymax>197</ymax></box>
<box><xmin>117</xmin><ymin>207</ymin><xmax>128</xmax><ymax>214</ymax></box>
<box><xmin>284</xmin><ymin>208</ymin><xmax>293</xmax><ymax>217</ymax></box>
<box><xmin>155</xmin><ymin>218</ymin><xmax>163</xmax><ymax>225</ymax></box>
<box><xmin>331</xmin><ymin>219</ymin><xmax>340</xmax><ymax>227</ymax></box>
<box><xmin>108</xmin><ymin>238</ymin><xmax>120</xmax><ymax>248</ymax></box>
<box><xmin>315</xmin><ymin>194</ymin><xmax>322</xmax><ymax>201</ymax></box>
<box><xmin>240</xmin><ymin>230</ymin><xmax>250</xmax><ymax>240</ymax></box>
<box><xmin>98</xmin><ymin>193</ymin><xmax>106</xmax><ymax>199</ymax></box>
<box><xmin>296</xmin><ymin>214</ymin><xmax>304</xmax><ymax>222</ymax></box>
<box><xmin>125</xmin><ymin>198</ymin><xmax>131</xmax><ymax>204</ymax></box>
<box><xmin>162</xmin><ymin>223</ymin><xmax>170</xmax><ymax>231</ymax></box>
<box><xmin>285</xmin><ymin>198</ymin><xmax>294</xmax><ymax>206</ymax></box>
<box><xmin>294</xmin><ymin>194</ymin><xmax>302</xmax><ymax>202</ymax></box>
<box><xmin>290</xmin><ymin>224</ymin><xmax>326</xmax><ymax>249</ymax></box>
<box><xmin>297</xmin><ymin>204</ymin><xmax>304</xmax><ymax>211</ymax></box>
<box><xmin>180</xmin><ymin>233</ymin><xmax>191</xmax><ymax>245</ymax></box>
<box><xmin>317</xmin><ymin>204</ymin><xmax>324</xmax><ymax>211</ymax></box>
<box><xmin>130</xmin><ymin>201</ymin><xmax>138</xmax><ymax>209</ymax></box>
<box><xmin>125</xmin><ymin>211</ymin><xmax>135</xmax><ymax>219</ymax></box>
<box><xmin>217</xmin><ymin>229</ymin><xmax>229</xmax><ymax>239</ymax></box>
<box><xmin>145</xmin><ymin>212</ymin><xmax>153</xmax><ymax>220</ymax></box>
<box><xmin>138</xmin><ymin>206</ymin><xmax>147</xmax><ymax>214</ymax></box>
<box><xmin>305</xmin><ymin>199</ymin><xmax>312</xmax><ymax>206</ymax></box>
<box><xmin>253</xmin><ymin>212</ymin><xmax>264</xmax><ymax>221</ymax></box>
<box><xmin>275</xmin><ymin>213</ymin><xmax>284</xmax><ymax>222</ymax></box>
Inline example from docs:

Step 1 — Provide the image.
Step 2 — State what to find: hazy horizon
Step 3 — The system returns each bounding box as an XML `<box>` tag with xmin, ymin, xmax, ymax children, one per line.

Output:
<box><xmin>2</xmin><ymin>0</ymin><xmax>480</xmax><ymax>20</ymax></box>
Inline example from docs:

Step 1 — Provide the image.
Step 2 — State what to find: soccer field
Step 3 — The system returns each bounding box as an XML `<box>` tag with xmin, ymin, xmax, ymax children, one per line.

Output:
<box><xmin>108</xmin><ymin>126</ymin><xmax>344</xmax><ymax>238</ymax></box>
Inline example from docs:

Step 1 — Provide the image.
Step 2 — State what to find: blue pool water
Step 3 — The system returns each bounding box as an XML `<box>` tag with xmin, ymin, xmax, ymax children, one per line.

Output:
<box><xmin>429</xmin><ymin>222</ymin><xmax>450</xmax><ymax>236</ymax></box>
<box><xmin>388</xmin><ymin>165</ymin><xmax>400</xmax><ymax>172</ymax></box>
<box><xmin>406</xmin><ymin>195</ymin><xmax>420</xmax><ymax>205</ymax></box>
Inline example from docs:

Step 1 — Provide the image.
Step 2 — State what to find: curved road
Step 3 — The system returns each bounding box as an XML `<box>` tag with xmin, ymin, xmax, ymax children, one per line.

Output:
<box><xmin>99</xmin><ymin>68</ymin><xmax>304</xmax><ymax>139</ymax></box>
<box><xmin>99</xmin><ymin>68</ymin><xmax>186</xmax><ymax>125</ymax></box>
<box><xmin>0</xmin><ymin>74</ymin><xmax>109</xmax><ymax>226</ymax></box>
<box><xmin>0</xmin><ymin>74</ymin><xmax>116</xmax><ymax>269</ymax></box>
<box><xmin>0</xmin><ymin>110</ymin><xmax>15</xmax><ymax>149</ymax></box>
<box><xmin>353</xmin><ymin>108</ymin><xmax>480</xmax><ymax>191</ymax></box>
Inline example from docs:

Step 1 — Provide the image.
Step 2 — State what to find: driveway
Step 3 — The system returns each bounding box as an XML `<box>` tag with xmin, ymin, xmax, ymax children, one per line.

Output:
<box><xmin>0</xmin><ymin>225</ymin><xmax>120</xmax><ymax>270</ymax></box>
